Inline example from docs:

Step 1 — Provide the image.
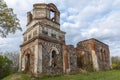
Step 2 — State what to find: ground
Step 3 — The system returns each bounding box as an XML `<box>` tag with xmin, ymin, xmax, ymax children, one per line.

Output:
<box><xmin>3</xmin><ymin>70</ymin><xmax>120</xmax><ymax>80</ymax></box>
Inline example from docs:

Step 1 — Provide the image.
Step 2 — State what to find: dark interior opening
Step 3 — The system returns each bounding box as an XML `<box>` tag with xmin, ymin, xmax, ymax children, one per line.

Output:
<box><xmin>25</xmin><ymin>54</ymin><xmax>30</xmax><ymax>71</ymax></box>
<box><xmin>77</xmin><ymin>56</ymin><xmax>82</xmax><ymax>68</ymax></box>
<box><xmin>52</xmin><ymin>50</ymin><xmax>57</xmax><ymax>67</ymax></box>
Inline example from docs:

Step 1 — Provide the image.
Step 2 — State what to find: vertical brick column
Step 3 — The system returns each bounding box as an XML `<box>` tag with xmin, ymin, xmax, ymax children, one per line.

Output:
<box><xmin>34</xmin><ymin>44</ymin><xmax>38</xmax><ymax>73</ymax></box>
<box><xmin>38</xmin><ymin>44</ymin><xmax>42</xmax><ymax>73</ymax></box>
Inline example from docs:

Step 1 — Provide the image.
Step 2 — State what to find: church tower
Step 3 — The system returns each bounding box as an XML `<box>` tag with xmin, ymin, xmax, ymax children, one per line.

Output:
<box><xmin>19</xmin><ymin>3</ymin><xmax>66</xmax><ymax>75</ymax></box>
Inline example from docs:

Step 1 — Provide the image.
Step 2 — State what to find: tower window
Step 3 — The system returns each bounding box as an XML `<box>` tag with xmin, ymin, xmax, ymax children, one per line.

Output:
<box><xmin>24</xmin><ymin>37</ymin><xmax>27</xmax><ymax>41</ymax></box>
<box><xmin>42</xmin><ymin>30</ymin><xmax>48</xmax><ymax>35</ymax></box>
<box><xmin>33</xmin><ymin>30</ymin><xmax>37</xmax><ymax>35</ymax></box>
<box><xmin>51</xmin><ymin>33</ymin><xmax>56</xmax><ymax>38</ymax></box>
<box><xmin>28</xmin><ymin>34</ymin><xmax>31</xmax><ymax>39</ymax></box>
<box><xmin>50</xmin><ymin>10</ymin><xmax>55</xmax><ymax>21</ymax></box>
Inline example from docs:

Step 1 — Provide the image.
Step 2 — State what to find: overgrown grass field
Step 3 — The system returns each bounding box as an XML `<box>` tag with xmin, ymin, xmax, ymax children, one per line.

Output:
<box><xmin>3</xmin><ymin>70</ymin><xmax>120</xmax><ymax>80</ymax></box>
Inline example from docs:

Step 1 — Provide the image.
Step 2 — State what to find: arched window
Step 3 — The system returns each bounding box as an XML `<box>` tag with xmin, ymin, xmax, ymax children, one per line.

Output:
<box><xmin>49</xmin><ymin>9</ymin><xmax>56</xmax><ymax>22</ymax></box>
<box><xmin>51</xmin><ymin>50</ymin><xmax>57</xmax><ymax>67</ymax></box>
<box><xmin>50</xmin><ymin>11</ymin><xmax>55</xmax><ymax>21</ymax></box>
<box><xmin>49</xmin><ymin>47</ymin><xmax>59</xmax><ymax>67</ymax></box>
<box><xmin>104</xmin><ymin>50</ymin><xmax>107</xmax><ymax>61</ymax></box>
<box><xmin>100</xmin><ymin>48</ymin><xmax>106</xmax><ymax>61</ymax></box>
<box><xmin>100</xmin><ymin>49</ymin><xmax>103</xmax><ymax>60</ymax></box>
<box><xmin>100</xmin><ymin>48</ymin><xmax>104</xmax><ymax>61</ymax></box>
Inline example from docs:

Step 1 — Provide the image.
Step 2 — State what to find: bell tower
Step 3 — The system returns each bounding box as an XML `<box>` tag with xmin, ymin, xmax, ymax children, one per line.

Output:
<box><xmin>26</xmin><ymin>3</ymin><xmax>60</xmax><ymax>29</ymax></box>
<box><xmin>19</xmin><ymin>3</ymin><xmax>66</xmax><ymax>76</ymax></box>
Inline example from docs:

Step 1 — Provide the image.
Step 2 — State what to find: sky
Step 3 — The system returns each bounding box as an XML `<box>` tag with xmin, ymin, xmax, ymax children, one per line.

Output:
<box><xmin>0</xmin><ymin>0</ymin><xmax>120</xmax><ymax>56</ymax></box>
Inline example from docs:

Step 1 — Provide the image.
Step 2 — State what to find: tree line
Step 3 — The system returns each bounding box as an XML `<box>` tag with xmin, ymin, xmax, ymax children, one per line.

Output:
<box><xmin>0</xmin><ymin>52</ymin><xmax>19</xmax><ymax>79</ymax></box>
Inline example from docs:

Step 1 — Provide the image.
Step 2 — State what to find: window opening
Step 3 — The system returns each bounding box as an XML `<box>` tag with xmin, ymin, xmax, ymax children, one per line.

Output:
<box><xmin>51</xmin><ymin>50</ymin><xmax>57</xmax><ymax>67</ymax></box>
<box><xmin>50</xmin><ymin>11</ymin><xmax>55</xmax><ymax>21</ymax></box>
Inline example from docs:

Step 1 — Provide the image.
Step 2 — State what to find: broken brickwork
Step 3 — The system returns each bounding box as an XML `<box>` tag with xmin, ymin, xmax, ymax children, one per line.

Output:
<box><xmin>76</xmin><ymin>38</ymin><xmax>111</xmax><ymax>71</ymax></box>
<box><xmin>19</xmin><ymin>3</ymin><xmax>111</xmax><ymax>76</ymax></box>
<box><xmin>67</xmin><ymin>45</ymin><xmax>77</xmax><ymax>73</ymax></box>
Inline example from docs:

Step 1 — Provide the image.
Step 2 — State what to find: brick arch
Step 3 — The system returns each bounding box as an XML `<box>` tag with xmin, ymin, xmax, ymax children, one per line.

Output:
<box><xmin>50</xmin><ymin>47</ymin><xmax>59</xmax><ymax>54</ymax></box>
<box><xmin>22</xmin><ymin>48</ymin><xmax>32</xmax><ymax>57</ymax></box>
<box><xmin>49</xmin><ymin>47</ymin><xmax>59</xmax><ymax>67</ymax></box>
<box><xmin>22</xmin><ymin>48</ymin><xmax>33</xmax><ymax>72</ymax></box>
<box><xmin>48</xmin><ymin>3</ymin><xmax>60</xmax><ymax>22</ymax></box>
<box><xmin>48</xmin><ymin>3</ymin><xmax>60</xmax><ymax>13</ymax></box>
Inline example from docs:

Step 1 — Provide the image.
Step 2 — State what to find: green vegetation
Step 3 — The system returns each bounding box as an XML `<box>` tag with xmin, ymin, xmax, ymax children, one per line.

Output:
<box><xmin>3</xmin><ymin>70</ymin><xmax>120</xmax><ymax>80</ymax></box>
<box><xmin>3</xmin><ymin>72</ymin><xmax>33</xmax><ymax>80</ymax></box>
<box><xmin>0</xmin><ymin>55</ymin><xmax>12</xmax><ymax>79</ymax></box>
<box><xmin>112</xmin><ymin>56</ymin><xmax>120</xmax><ymax>69</ymax></box>
<box><xmin>0</xmin><ymin>0</ymin><xmax>22</xmax><ymax>37</ymax></box>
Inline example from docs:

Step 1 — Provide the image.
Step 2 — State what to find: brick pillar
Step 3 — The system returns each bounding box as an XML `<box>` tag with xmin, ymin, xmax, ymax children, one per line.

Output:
<box><xmin>34</xmin><ymin>44</ymin><xmax>38</xmax><ymax>73</ymax></box>
<box><xmin>18</xmin><ymin>51</ymin><xmax>22</xmax><ymax>72</ymax></box>
<box><xmin>38</xmin><ymin>44</ymin><xmax>42</xmax><ymax>73</ymax></box>
<box><xmin>63</xmin><ymin>45</ymin><xmax>70</xmax><ymax>74</ymax></box>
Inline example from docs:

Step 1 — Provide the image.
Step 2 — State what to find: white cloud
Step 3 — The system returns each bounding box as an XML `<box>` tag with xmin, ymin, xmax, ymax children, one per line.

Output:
<box><xmin>0</xmin><ymin>0</ymin><xmax>120</xmax><ymax>56</ymax></box>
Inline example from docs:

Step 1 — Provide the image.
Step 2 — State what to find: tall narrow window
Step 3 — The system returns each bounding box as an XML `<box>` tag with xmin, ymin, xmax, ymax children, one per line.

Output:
<box><xmin>100</xmin><ymin>49</ymin><xmax>103</xmax><ymax>60</ymax></box>
<box><xmin>50</xmin><ymin>11</ymin><xmax>55</xmax><ymax>21</ymax></box>
<box><xmin>104</xmin><ymin>50</ymin><xmax>107</xmax><ymax>61</ymax></box>
<box><xmin>51</xmin><ymin>50</ymin><xmax>57</xmax><ymax>67</ymax></box>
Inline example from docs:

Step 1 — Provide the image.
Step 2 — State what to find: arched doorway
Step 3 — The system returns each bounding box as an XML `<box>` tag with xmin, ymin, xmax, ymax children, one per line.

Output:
<box><xmin>22</xmin><ymin>48</ymin><xmax>32</xmax><ymax>72</ymax></box>
<box><xmin>25</xmin><ymin>54</ymin><xmax>30</xmax><ymax>71</ymax></box>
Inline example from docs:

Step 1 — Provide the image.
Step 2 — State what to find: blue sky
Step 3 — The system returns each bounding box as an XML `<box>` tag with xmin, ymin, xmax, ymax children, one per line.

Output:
<box><xmin>0</xmin><ymin>0</ymin><xmax>120</xmax><ymax>56</ymax></box>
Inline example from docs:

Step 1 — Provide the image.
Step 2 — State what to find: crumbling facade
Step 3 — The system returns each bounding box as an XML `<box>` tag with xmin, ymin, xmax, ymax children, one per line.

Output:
<box><xmin>76</xmin><ymin>38</ymin><xmax>111</xmax><ymax>71</ymax></box>
<box><xmin>19</xmin><ymin>3</ymin><xmax>111</xmax><ymax>76</ymax></box>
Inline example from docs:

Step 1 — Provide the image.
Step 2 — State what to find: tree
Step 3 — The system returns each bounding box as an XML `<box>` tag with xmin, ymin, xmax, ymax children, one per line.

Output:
<box><xmin>4</xmin><ymin>52</ymin><xmax>19</xmax><ymax>73</ymax></box>
<box><xmin>0</xmin><ymin>0</ymin><xmax>22</xmax><ymax>37</ymax></box>
<box><xmin>0</xmin><ymin>55</ymin><xmax>13</xmax><ymax>79</ymax></box>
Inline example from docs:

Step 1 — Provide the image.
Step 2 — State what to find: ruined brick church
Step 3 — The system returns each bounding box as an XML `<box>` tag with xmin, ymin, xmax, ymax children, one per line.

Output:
<box><xmin>19</xmin><ymin>3</ymin><xmax>111</xmax><ymax>76</ymax></box>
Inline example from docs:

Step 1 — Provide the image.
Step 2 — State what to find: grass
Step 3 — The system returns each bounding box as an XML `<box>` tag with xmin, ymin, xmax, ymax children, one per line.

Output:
<box><xmin>3</xmin><ymin>70</ymin><xmax>120</xmax><ymax>80</ymax></box>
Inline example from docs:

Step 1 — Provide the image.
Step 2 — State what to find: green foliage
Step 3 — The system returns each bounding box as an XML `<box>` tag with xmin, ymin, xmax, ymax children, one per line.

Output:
<box><xmin>3</xmin><ymin>52</ymin><xmax>19</xmax><ymax>73</ymax></box>
<box><xmin>3</xmin><ymin>72</ymin><xmax>33</xmax><ymax>80</ymax></box>
<box><xmin>112</xmin><ymin>63</ymin><xmax>120</xmax><ymax>69</ymax></box>
<box><xmin>0</xmin><ymin>55</ymin><xmax>13</xmax><ymax>79</ymax></box>
<box><xmin>111</xmin><ymin>56</ymin><xmax>120</xmax><ymax>70</ymax></box>
<box><xmin>3</xmin><ymin>70</ymin><xmax>120</xmax><ymax>80</ymax></box>
<box><xmin>0</xmin><ymin>0</ymin><xmax>22</xmax><ymax>37</ymax></box>
<box><xmin>112</xmin><ymin>63</ymin><xmax>117</xmax><ymax>69</ymax></box>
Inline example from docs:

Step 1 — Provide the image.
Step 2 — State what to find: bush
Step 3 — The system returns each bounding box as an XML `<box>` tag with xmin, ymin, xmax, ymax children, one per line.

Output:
<box><xmin>111</xmin><ymin>56</ymin><xmax>120</xmax><ymax>70</ymax></box>
<box><xmin>112</xmin><ymin>63</ymin><xmax>120</xmax><ymax>70</ymax></box>
<box><xmin>0</xmin><ymin>55</ymin><xmax>13</xmax><ymax>79</ymax></box>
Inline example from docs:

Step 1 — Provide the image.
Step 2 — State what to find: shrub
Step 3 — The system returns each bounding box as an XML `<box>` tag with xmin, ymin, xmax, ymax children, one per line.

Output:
<box><xmin>0</xmin><ymin>55</ymin><xmax>13</xmax><ymax>79</ymax></box>
<box><xmin>111</xmin><ymin>56</ymin><xmax>120</xmax><ymax>70</ymax></box>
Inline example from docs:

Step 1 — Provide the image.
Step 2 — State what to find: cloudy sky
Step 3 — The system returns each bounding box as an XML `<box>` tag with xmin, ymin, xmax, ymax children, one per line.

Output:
<box><xmin>0</xmin><ymin>0</ymin><xmax>120</xmax><ymax>56</ymax></box>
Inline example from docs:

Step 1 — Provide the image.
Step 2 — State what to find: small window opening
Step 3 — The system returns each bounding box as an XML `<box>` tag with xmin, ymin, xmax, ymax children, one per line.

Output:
<box><xmin>42</xmin><ymin>30</ymin><xmax>48</xmax><ymax>35</ymax></box>
<box><xmin>28</xmin><ymin>34</ymin><xmax>31</xmax><ymax>39</ymax></box>
<box><xmin>33</xmin><ymin>30</ymin><xmax>37</xmax><ymax>35</ymax></box>
<box><xmin>24</xmin><ymin>37</ymin><xmax>27</xmax><ymax>41</ymax></box>
<box><xmin>51</xmin><ymin>33</ymin><xmax>56</xmax><ymax>38</ymax></box>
